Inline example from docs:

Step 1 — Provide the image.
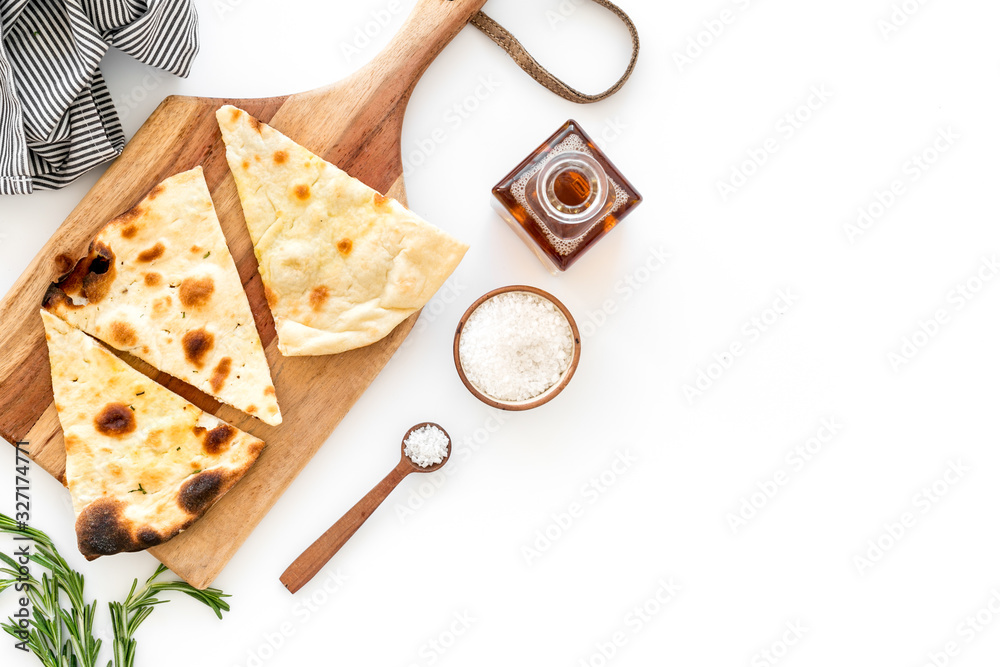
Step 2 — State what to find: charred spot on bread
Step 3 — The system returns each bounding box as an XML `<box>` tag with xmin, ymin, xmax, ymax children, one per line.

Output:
<box><xmin>51</xmin><ymin>259</ymin><xmax>87</xmax><ymax>296</ymax></box>
<box><xmin>137</xmin><ymin>242</ymin><xmax>165</xmax><ymax>262</ymax></box>
<box><xmin>144</xmin><ymin>272</ymin><xmax>162</xmax><ymax>287</ymax></box>
<box><xmin>336</xmin><ymin>238</ymin><xmax>352</xmax><ymax>256</ymax></box>
<box><xmin>182</xmin><ymin>328</ymin><xmax>214</xmax><ymax>367</ymax></box>
<box><xmin>95</xmin><ymin>403</ymin><xmax>137</xmax><ymax>436</ymax></box>
<box><xmin>294</xmin><ymin>184</ymin><xmax>310</xmax><ymax>200</ymax></box>
<box><xmin>76</xmin><ymin>498</ymin><xmax>135</xmax><ymax>559</ymax></box>
<box><xmin>121</xmin><ymin>224</ymin><xmax>138</xmax><ymax>239</ymax></box>
<box><xmin>203</xmin><ymin>424</ymin><xmax>236</xmax><ymax>455</ymax></box>
<box><xmin>148</xmin><ymin>183</ymin><xmax>165</xmax><ymax>199</ymax></box>
<box><xmin>178</xmin><ymin>276</ymin><xmax>215</xmax><ymax>308</ymax></box>
<box><xmin>264</xmin><ymin>386</ymin><xmax>276</xmax><ymax>396</ymax></box>
<box><xmin>373</xmin><ymin>193</ymin><xmax>390</xmax><ymax>209</ymax></box>
<box><xmin>209</xmin><ymin>357</ymin><xmax>232</xmax><ymax>392</ymax></box>
<box><xmin>273</xmin><ymin>150</ymin><xmax>287</xmax><ymax>164</ymax></box>
<box><xmin>54</xmin><ymin>253</ymin><xmax>75</xmax><ymax>275</ymax></box>
<box><xmin>109</xmin><ymin>321</ymin><xmax>138</xmax><ymax>347</ymax></box>
<box><xmin>229</xmin><ymin>107</ymin><xmax>241</xmax><ymax>123</ymax></box>
<box><xmin>178</xmin><ymin>470</ymin><xmax>225</xmax><ymax>515</ymax></box>
<box><xmin>46</xmin><ymin>238</ymin><xmax>117</xmax><ymax>308</ymax></box>
<box><xmin>136</xmin><ymin>527</ymin><xmax>161</xmax><ymax>548</ymax></box>
<box><xmin>79</xmin><ymin>243</ymin><xmax>116</xmax><ymax>303</ymax></box>
<box><xmin>87</xmin><ymin>244</ymin><xmax>112</xmax><ymax>272</ymax></box>
<box><xmin>309</xmin><ymin>285</ymin><xmax>330</xmax><ymax>311</ymax></box>
<box><xmin>42</xmin><ymin>283</ymin><xmax>81</xmax><ymax>311</ymax></box>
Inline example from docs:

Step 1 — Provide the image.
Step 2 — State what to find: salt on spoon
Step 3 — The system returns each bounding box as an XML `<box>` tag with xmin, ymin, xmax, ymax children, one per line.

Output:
<box><xmin>280</xmin><ymin>422</ymin><xmax>451</xmax><ymax>593</ymax></box>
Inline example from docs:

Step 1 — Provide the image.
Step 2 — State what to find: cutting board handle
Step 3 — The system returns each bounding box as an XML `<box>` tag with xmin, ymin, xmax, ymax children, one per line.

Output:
<box><xmin>364</xmin><ymin>0</ymin><xmax>490</xmax><ymax>96</ymax></box>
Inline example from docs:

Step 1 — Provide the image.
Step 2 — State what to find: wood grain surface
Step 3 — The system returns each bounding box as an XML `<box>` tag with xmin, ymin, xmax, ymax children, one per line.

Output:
<box><xmin>0</xmin><ymin>0</ymin><xmax>489</xmax><ymax>589</ymax></box>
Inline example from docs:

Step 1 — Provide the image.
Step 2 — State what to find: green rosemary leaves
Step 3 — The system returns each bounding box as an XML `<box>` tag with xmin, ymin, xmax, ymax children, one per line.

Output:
<box><xmin>0</xmin><ymin>514</ymin><xmax>230</xmax><ymax>667</ymax></box>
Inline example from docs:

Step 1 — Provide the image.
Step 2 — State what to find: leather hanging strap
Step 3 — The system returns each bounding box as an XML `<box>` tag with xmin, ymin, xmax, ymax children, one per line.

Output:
<box><xmin>469</xmin><ymin>0</ymin><xmax>640</xmax><ymax>104</ymax></box>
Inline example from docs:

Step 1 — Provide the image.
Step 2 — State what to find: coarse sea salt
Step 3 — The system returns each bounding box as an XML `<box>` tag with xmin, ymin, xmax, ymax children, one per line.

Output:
<box><xmin>458</xmin><ymin>291</ymin><xmax>574</xmax><ymax>402</ymax></box>
<box><xmin>404</xmin><ymin>425</ymin><xmax>450</xmax><ymax>468</ymax></box>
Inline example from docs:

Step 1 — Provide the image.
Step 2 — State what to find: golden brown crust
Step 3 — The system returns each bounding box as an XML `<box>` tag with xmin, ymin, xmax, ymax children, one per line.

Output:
<box><xmin>215</xmin><ymin>105</ymin><xmax>469</xmax><ymax>356</ymax></box>
<box><xmin>42</xmin><ymin>168</ymin><xmax>282</xmax><ymax>425</ymax></box>
<box><xmin>181</xmin><ymin>328</ymin><xmax>214</xmax><ymax>367</ymax></box>
<box><xmin>94</xmin><ymin>403</ymin><xmax>136</xmax><ymax>437</ymax></box>
<box><xmin>308</xmin><ymin>285</ymin><xmax>329</xmax><ymax>311</ymax></box>
<box><xmin>178</xmin><ymin>470</ymin><xmax>227</xmax><ymax>515</ymax></box>
<box><xmin>202</xmin><ymin>424</ymin><xmax>235</xmax><ymax>455</ymax></box>
<box><xmin>136</xmin><ymin>242</ymin><xmax>164</xmax><ymax>262</ymax></box>
<box><xmin>76</xmin><ymin>498</ymin><xmax>135</xmax><ymax>560</ymax></box>
<box><xmin>75</xmin><ymin>498</ymin><xmax>169</xmax><ymax>560</ymax></box>
<box><xmin>49</xmin><ymin>241</ymin><xmax>117</xmax><ymax>306</ymax></box>
<box><xmin>209</xmin><ymin>357</ymin><xmax>231</xmax><ymax>392</ymax></box>
<box><xmin>178</xmin><ymin>276</ymin><xmax>215</xmax><ymax>308</ymax></box>
<box><xmin>41</xmin><ymin>310</ymin><xmax>266</xmax><ymax>559</ymax></box>
<box><xmin>109</xmin><ymin>321</ymin><xmax>138</xmax><ymax>347</ymax></box>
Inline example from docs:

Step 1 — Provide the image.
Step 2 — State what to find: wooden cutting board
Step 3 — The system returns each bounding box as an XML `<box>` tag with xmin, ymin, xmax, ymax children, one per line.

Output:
<box><xmin>0</xmin><ymin>0</ymin><xmax>489</xmax><ymax>589</ymax></box>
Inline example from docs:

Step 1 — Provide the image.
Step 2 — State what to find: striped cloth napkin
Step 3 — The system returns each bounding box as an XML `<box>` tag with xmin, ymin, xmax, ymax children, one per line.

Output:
<box><xmin>0</xmin><ymin>0</ymin><xmax>198</xmax><ymax>195</ymax></box>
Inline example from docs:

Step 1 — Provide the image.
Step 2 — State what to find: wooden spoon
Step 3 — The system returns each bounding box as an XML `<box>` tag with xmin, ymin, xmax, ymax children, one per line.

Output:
<box><xmin>0</xmin><ymin>0</ymin><xmax>486</xmax><ymax>589</ymax></box>
<box><xmin>280</xmin><ymin>422</ymin><xmax>452</xmax><ymax>593</ymax></box>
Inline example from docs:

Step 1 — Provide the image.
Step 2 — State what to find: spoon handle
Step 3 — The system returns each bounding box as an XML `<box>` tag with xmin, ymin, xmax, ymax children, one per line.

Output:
<box><xmin>280</xmin><ymin>461</ymin><xmax>411</xmax><ymax>593</ymax></box>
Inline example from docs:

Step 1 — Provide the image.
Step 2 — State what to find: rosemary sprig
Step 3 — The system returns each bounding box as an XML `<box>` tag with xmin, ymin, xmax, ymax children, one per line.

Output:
<box><xmin>0</xmin><ymin>513</ymin><xmax>230</xmax><ymax>667</ymax></box>
<box><xmin>0</xmin><ymin>561</ymin><xmax>64</xmax><ymax>667</ymax></box>
<box><xmin>0</xmin><ymin>513</ymin><xmax>100</xmax><ymax>667</ymax></box>
<box><xmin>107</xmin><ymin>564</ymin><xmax>229</xmax><ymax>667</ymax></box>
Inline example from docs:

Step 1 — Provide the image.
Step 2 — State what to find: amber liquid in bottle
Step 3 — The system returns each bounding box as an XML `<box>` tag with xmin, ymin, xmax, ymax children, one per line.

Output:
<box><xmin>491</xmin><ymin>120</ymin><xmax>642</xmax><ymax>273</ymax></box>
<box><xmin>554</xmin><ymin>170</ymin><xmax>591</xmax><ymax>207</ymax></box>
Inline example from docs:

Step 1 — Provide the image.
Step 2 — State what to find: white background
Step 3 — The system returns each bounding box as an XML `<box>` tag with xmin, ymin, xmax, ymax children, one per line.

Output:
<box><xmin>3</xmin><ymin>0</ymin><xmax>1000</xmax><ymax>665</ymax></box>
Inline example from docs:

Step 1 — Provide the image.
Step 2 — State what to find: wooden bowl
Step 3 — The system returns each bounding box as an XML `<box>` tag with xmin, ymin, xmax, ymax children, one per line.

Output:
<box><xmin>453</xmin><ymin>285</ymin><xmax>581</xmax><ymax>411</ymax></box>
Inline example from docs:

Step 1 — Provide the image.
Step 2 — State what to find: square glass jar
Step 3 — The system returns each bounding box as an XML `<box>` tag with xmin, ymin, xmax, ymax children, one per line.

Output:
<box><xmin>490</xmin><ymin>120</ymin><xmax>642</xmax><ymax>273</ymax></box>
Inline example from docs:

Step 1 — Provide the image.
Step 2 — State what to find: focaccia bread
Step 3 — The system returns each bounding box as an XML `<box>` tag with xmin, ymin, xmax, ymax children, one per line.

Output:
<box><xmin>215</xmin><ymin>105</ymin><xmax>469</xmax><ymax>356</ymax></box>
<box><xmin>41</xmin><ymin>310</ymin><xmax>265</xmax><ymax>560</ymax></box>
<box><xmin>43</xmin><ymin>167</ymin><xmax>281</xmax><ymax>425</ymax></box>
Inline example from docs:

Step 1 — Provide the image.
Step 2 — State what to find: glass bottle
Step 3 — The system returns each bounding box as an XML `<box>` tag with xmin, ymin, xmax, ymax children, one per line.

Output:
<box><xmin>491</xmin><ymin>120</ymin><xmax>642</xmax><ymax>274</ymax></box>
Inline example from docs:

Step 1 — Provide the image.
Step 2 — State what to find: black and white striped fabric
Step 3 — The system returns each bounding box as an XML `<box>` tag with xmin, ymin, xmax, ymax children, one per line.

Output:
<box><xmin>0</xmin><ymin>0</ymin><xmax>198</xmax><ymax>194</ymax></box>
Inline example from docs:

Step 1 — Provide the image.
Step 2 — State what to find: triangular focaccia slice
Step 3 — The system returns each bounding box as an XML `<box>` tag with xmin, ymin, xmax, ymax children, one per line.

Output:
<box><xmin>43</xmin><ymin>167</ymin><xmax>281</xmax><ymax>425</ymax></box>
<box><xmin>41</xmin><ymin>310</ymin><xmax>265</xmax><ymax>560</ymax></box>
<box><xmin>216</xmin><ymin>105</ymin><xmax>469</xmax><ymax>356</ymax></box>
